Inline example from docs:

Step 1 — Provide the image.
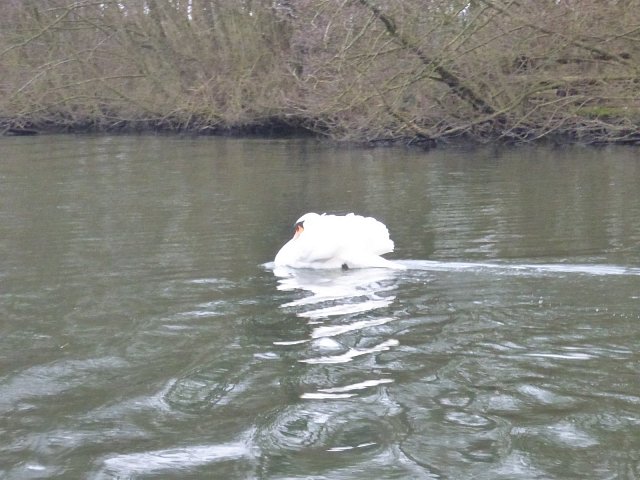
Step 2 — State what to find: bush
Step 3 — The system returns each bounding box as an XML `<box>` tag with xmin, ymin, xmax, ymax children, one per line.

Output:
<box><xmin>1</xmin><ymin>0</ymin><xmax>639</xmax><ymax>145</ymax></box>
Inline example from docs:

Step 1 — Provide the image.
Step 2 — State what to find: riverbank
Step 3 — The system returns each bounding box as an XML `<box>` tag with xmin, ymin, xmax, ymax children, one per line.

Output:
<box><xmin>4</xmin><ymin>114</ymin><xmax>639</xmax><ymax>149</ymax></box>
<box><xmin>2</xmin><ymin>2</ymin><xmax>639</xmax><ymax>147</ymax></box>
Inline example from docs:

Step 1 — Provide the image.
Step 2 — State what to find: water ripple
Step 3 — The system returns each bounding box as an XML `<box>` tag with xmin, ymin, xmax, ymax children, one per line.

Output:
<box><xmin>311</xmin><ymin>317</ymin><xmax>394</xmax><ymax>338</ymax></box>
<box><xmin>300</xmin><ymin>339</ymin><xmax>400</xmax><ymax>365</ymax></box>
<box><xmin>298</xmin><ymin>298</ymin><xmax>393</xmax><ymax>319</ymax></box>
<box><xmin>96</xmin><ymin>441</ymin><xmax>253</xmax><ymax>478</ymax></box>
<box><xmin>256</xmin><ymin>402</ymin><xmax>400</xmax><ymax>456</ymax></box>
<box><xmin>301</xmin><ymin>379</ymin><xmax>395</xmax><ymax>400</ymax></box>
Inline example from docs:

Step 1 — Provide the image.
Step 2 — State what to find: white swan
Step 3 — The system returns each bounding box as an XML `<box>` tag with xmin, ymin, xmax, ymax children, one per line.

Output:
<box><xmin>274</xmin><ymin>213</ymin><xmax>405</xmax><ymax>269</ymax></box>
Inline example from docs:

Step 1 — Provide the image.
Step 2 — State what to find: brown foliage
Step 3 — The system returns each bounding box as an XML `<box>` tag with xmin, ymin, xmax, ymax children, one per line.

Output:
<box><xmin>1</xmin><ymin>0</ymin><xmax>639</xmax><ymax>144</ymax></box>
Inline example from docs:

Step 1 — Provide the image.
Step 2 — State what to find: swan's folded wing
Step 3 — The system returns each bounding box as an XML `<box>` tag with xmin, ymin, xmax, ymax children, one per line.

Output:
<box><xmin>337</xmin><ymin>214</ymin><xmax>395</xmax><ymax>255</ymax></box>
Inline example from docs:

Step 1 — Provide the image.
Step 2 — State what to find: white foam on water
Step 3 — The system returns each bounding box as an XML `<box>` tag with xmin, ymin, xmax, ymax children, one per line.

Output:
<box><xmin>398</xmin><ymin>260</ymin><xmax>640</xmax><ymax>276</ymax></box>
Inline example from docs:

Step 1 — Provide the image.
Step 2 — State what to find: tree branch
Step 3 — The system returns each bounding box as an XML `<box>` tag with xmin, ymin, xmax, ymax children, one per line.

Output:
<box><xmin>357</xmin><ymin>0</ymin><xmax>497</xmax><ymax>116</ymax></box>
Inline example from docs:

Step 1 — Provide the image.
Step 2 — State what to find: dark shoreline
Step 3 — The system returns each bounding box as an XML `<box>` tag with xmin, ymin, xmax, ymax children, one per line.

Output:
<box><xmin>4</xmin><ymin>116</ymin><xmax>640</xmax><ymax>149</ymax></box>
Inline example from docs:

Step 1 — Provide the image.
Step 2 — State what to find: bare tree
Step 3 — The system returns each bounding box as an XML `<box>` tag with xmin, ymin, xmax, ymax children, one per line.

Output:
<box><xmin>1</xmin><ymin>0</ymin><xmax>639</xmax><ymax>143</ymax></box>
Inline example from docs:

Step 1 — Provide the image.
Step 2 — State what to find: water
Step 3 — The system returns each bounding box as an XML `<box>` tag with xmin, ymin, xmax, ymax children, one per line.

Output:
<box><xmin>1</xmin><ymin>135</ymin><xmax>639</xmax><ymax>479</ymax></box>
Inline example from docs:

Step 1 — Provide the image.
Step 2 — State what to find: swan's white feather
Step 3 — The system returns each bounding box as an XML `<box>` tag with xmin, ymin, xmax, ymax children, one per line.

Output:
<box><xmin>274</xmin><ymin>213</ymin><xmax>404</xmax><ymax>269</ymax></box>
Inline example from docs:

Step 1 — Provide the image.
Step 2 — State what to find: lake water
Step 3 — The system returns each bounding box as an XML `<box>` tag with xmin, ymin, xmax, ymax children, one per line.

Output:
<box><xmin>1</xmin><ymin>135</ymin><xmax>639</xmax><ymax>479</ymax></box>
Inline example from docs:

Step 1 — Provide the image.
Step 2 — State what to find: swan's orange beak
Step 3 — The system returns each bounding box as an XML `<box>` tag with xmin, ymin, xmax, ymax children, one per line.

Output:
<box><xmin>293</xmin><ymin>223</ymin><xmax>304</xmax><ymax>239</ymax></box>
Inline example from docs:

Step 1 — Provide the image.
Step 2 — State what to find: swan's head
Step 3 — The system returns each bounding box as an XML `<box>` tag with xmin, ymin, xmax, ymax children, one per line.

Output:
<box><xmin>292</xmin><ymin>212</ymin><xmax>320</xmax><ymax>239</ymax></box>
<box><xmin>293</xmin><ymin>220</ymin><xmax>304</xmax><ymax>239</ymax></box>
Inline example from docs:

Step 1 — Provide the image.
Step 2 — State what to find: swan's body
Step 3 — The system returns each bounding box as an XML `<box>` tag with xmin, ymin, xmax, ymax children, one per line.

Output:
<box><xmin>274</xmin><ymin>213</ymin><xmax>405</xmax><ymax>270</ymax></box>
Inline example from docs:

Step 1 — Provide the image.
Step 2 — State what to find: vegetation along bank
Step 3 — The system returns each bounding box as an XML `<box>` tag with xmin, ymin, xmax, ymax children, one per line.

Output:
<box><xmin>2</xmin><ymin>1</ymin><xmax>640</xmax><ymax>146</ymax></box>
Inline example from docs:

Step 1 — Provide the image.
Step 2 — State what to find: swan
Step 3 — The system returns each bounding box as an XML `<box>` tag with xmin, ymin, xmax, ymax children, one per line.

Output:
<box><xmin>274</xmin><ymin>213</ymin><xmax>405</xmax><ymax>270</ymax></box>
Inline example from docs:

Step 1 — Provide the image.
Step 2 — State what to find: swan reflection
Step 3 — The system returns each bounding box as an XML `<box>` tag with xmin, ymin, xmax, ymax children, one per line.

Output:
<box><xmin>273</xmin><ymin>265</ymin><xmax>398</xmax><ymax>319</ymax></box>
<box><xmin>270</xmin><ymin>264</ymin><xmax>402</xmax><ymax>379</ymax></box>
